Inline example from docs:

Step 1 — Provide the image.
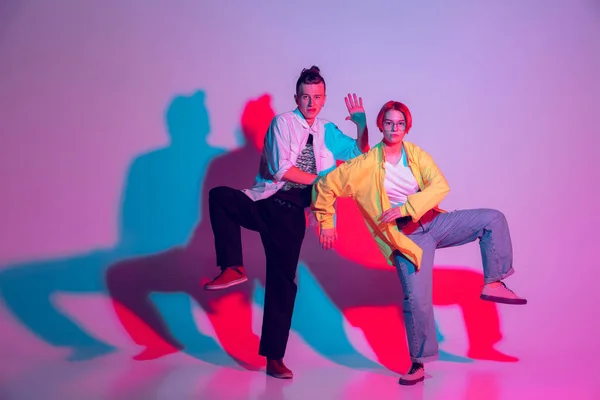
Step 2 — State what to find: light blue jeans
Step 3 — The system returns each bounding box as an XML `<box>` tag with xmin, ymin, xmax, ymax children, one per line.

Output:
<box><xmin>393</xmin><ymin>209</ymin><xmax>515</xmax><ymax>363</ymax></box>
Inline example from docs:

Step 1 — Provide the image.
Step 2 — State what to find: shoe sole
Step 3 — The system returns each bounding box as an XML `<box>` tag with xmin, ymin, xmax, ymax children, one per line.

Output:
<box><xmin>398</xmin><ymin>376</ymin><xmax>424</xmax><ymax>385</ymax></box>
<box><xmin>204</xmin><ymin>276</ymin><xmax>249</xmax><ymax>291</ymax></box>
<box><xmin>480</xmin><ymin>294</ymin><xmax>527</xmax><ymax>305</ymax></box>
<box><xmin>266</xmin><ymin>371</ymin><xmax>293</xmax><ymax>379</ymax></box>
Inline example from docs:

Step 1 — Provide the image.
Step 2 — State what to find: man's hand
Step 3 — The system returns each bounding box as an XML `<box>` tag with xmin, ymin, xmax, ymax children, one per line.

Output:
<box><xmin>379</xmin><ymin>207</ymin><xmax>403</xmax><ymax>223</ymax></box>
<box><xmin>344</xmin><ymin>93</ymin><xmax>366</xmax><ymax>128</ymax></box>
<box><xmin>319</xmin><ymin>227</ymin><xmax>337</xmax><ymax>250</ymax></box>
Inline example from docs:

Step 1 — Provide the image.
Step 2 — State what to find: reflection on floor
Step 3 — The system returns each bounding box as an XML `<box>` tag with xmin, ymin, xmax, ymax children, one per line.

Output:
<box><xmin>1</xmin><ymin>333</ymin><xmax>598</xmax><ymax>400</ymax></box>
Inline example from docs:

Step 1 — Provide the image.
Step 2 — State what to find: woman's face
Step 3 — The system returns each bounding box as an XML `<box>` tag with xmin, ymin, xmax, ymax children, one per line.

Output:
<box><xmin>381</xmin><ymin>109</ymin><xmax>408</xmax><ymax>145</ymax></box>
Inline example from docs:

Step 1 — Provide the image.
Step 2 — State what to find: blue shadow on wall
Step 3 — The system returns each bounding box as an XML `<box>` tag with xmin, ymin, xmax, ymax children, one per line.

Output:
<box><xmin>0</xmin><ymin>91</ymin><xmax>226</xmax><ymax>362</ymax></box>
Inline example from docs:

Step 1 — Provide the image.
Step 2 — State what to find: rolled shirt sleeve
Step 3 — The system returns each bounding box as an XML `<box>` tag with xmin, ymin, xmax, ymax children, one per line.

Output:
<box><xmin>263</xmin><ymin>116</ymin><xmax>294</xmax><ymax>182</ymax></box>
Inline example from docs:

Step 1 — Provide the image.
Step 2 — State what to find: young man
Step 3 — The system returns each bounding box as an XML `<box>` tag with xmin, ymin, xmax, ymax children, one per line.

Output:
<box><xmin>312</xmin><ymin>100</ymin><xmax>526</xmax><ymax>385</ymax></box>
<box><xmin>203</xmin><ymin>66</ymin><xmax>369</xmax><ymax>378</ymax></box>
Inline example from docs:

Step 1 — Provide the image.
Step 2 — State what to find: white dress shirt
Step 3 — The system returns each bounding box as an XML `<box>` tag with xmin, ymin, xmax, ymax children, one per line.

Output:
<box><xmin>242</xmin><ymin>108</ymin><xmax>361</xmax><ymax>201</ymax></box>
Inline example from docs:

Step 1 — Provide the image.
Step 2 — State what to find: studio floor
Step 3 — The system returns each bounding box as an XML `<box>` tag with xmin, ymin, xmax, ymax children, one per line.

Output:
<box><xmin>2</xmin><ymin>333</ymin><xmax>598</xmax><ymax>400</ymax></box>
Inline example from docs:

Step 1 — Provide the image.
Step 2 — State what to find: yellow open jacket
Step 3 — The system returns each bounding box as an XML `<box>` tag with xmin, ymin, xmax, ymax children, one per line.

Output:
<box><xmin>311</xmin><ymin>141</ymin><xmax>450</xmax><ymax>269</ymax></box>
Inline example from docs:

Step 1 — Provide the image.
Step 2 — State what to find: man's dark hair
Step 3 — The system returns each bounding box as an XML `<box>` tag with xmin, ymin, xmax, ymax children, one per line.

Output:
<box><xmin>296</xmin><ymin>66</ymin><xmax>326</xmax><ymax>95</ymax></box>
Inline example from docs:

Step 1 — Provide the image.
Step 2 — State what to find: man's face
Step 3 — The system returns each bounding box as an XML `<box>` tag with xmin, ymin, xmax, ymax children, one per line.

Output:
<box><xmin>294</xmin><ymin>82</ymin><xmax>326</xmax><ymax>123</ymax></box>
<box><xmin>381</xmin><ymin>109</ymin><xmax>408</xmax><ymax>145</ymax></box>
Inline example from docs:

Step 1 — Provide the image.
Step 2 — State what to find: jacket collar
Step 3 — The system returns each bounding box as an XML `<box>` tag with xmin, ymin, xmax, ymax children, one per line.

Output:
<box><xmin>375</xmin><ymin>141</ymin><xmax>410</xmax><ymax>166</ymax></box>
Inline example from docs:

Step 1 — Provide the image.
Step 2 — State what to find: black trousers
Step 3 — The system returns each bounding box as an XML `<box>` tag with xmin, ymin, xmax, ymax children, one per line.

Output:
<box><xmin>208</xmin><ymin>186</ymin><xmax>306</xmax><ymax>359</ymax></box>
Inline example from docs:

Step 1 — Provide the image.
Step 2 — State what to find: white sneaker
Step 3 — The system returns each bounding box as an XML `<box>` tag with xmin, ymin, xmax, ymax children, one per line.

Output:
<box><xmin>398</xmin><ymin>362</ymin><xmax>424</xmax><ymax>385</ymax></box>
<box><xmin>481</xmin><ymin>281</ymin><xmax>527</xmax><ymax>305</ymax></box>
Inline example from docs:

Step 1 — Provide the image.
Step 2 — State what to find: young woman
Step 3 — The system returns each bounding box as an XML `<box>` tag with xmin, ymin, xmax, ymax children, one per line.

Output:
<box><xmin>312</xmin><ymin>100</ymin><xmax>526</xmax><ymax>385</ymax></box>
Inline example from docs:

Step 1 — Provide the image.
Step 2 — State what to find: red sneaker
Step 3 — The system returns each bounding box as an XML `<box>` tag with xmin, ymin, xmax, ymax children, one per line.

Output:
<box><xmin>266</xmin><ymin>358</ymin><xmax>293</xmax><ymax>379</ymax></box>
<box><xmin>204</xmin><ymin>267</ymin><xmax>248</xmax><ymax>290</ymax></box>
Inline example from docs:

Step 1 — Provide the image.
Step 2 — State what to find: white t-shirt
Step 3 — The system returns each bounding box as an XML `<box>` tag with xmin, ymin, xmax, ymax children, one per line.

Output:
<box><xmin>384</xmin><ymin>149</ymin><xmax>419</xmax><ymax>207</ymax></box>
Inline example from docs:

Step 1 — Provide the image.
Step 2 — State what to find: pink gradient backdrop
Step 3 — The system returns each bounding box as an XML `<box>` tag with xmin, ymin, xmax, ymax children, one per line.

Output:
<box><xmin>1</xmin><ymin>0</ymin><xmax>598</xmax><ymax>377</ymax></box>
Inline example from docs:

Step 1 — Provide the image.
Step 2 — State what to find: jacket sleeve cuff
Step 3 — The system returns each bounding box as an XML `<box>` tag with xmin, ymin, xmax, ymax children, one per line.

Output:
<box><xmin>399</xmin><ymin>204</ymin><xmax>409</xmax><ymax>217</ymax></box>
<box><xmin>319</xmin><ymin>219</ymin><xmax>335</xmax><ymax>230</ymax></box>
